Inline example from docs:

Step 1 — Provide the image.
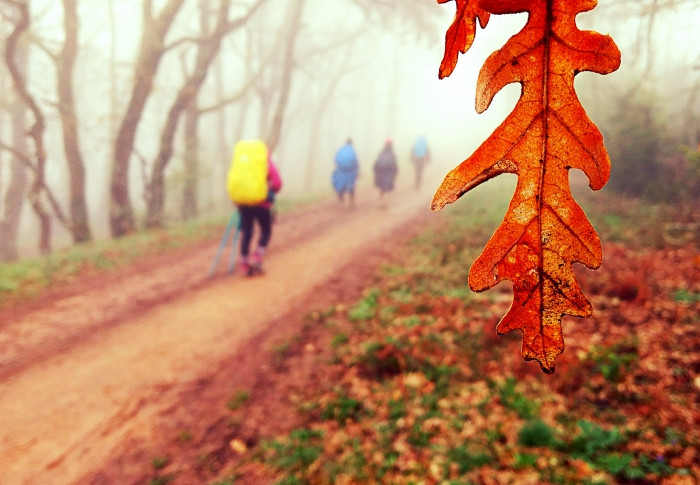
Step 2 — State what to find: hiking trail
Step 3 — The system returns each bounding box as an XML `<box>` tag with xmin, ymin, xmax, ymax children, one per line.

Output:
<box><xmin>0</xmin><ymin>186</ymin><xmax>438</xmax><ymax>484</ymax></box>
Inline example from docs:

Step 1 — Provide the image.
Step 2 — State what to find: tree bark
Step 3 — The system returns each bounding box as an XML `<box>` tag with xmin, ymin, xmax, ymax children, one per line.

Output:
<box><xmin>109</xmin><ymin>0</ymin><xmax>186</xmax><ymax>237</ymax></box>
<box><xmin>0</xmin><ymin>25</ymin><xmax>29</xmax><ymax>262</ymax></box>
<box><xmin>58</xmin><ymin>0</ymin><xmax>92</xmax><ymax>243</ymax></box>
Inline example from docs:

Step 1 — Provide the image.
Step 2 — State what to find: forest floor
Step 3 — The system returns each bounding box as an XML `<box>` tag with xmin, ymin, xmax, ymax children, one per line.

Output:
<box><xmin>0</xmin><ymin>184</ymin><xmax>438</xmax><ymax>485</ymax></box>
<box><xmin>0</xmin><ymin>183</ymin><xmax>699</xmax><ymax>485</ymax></box>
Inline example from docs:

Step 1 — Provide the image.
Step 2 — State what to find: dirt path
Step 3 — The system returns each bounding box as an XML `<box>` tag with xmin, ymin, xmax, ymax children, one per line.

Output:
<box><xmin>0</xmin><ymin>187</ymin><xmax>437</xmax><ymax>484</ymax></box>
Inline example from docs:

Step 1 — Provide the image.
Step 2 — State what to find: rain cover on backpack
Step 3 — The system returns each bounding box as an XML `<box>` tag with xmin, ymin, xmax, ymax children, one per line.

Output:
<box><xmin>334</xmin><ymin>144</ymin><xmax>357</xmax><ymax>170</ymax></box>
<box><xmin>227</xmin><ymin>140</ymin><xmax>269</xmax><ymax>205</ymax></box>
<box><xmin>412</xmin><ymin>136</ymin><xmax>428</xmax><ymax>158</ymax></box>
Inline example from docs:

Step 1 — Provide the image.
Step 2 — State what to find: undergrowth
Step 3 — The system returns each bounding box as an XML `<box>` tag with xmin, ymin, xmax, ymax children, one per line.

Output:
<box><xmin>0</xmin><ymin>217</ymin><xmax>225</xmax><ymax>308</ymax></box>
<box><xmin>230</xmin><ymin>186</ymin><xmax>698</xmax><ymax>485</ymax></box>
<box><xmin>0</xmin><ymin>195</ymin><xmax>312</xmax><ymax>310</ymax></box>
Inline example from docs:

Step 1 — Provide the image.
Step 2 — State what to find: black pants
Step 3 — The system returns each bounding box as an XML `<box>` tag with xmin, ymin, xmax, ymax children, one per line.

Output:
<box><xmin>238</xmin><ymin>205</ymin><xmax>272</xmax><ymax>257</ymax></box>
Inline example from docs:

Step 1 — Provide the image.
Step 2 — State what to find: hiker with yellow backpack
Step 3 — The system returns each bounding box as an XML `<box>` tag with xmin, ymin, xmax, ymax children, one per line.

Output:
<box><xmin>227</xmin><ymin>139</ymin><xmax>282</xmax><ymax>276</ymax></box>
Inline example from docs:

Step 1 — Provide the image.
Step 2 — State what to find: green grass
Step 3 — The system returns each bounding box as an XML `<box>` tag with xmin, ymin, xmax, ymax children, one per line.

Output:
<box><xmin>586</xmin><ymin>338</ymin><xmax>638</xmax><ymax>383</ymax></box>
<box><xmin>673</xmin><ymin>288</ymin><xmax>700</xmax><ymax>303</ymax></box>
<box><xmin>568</xmin><ymin>420</ymin><xmax>627</xmax><ymax>458</ymax></box>
<box><xmin>151</xmin><ymin>456</ymin><xmax>170</xmax><ymax>470</ymax></box>
<box><xmin>330</xmin><ymin>332</ymin><xmax>349</xmax><ymax>348</ymax></box>
<box><xmin>177</xmin><ymin>430</ymin><xmax>193</xmax><ymax>442</ymax></box>
<box><xmin>583</xmin><ymin>195</ymin><xmax>681</xmax><ymax>247</ymax></box>
<box><xmin>226</xmin><ymin>390</ymin><xmax>251</xmax><ymax>411</ymax></box>
<box><xmin>272</xmin><ymin>341</ymin><xmax>292</xmax><ymax>364</ymax></box>
<box><xmin>513</xmin><ymin>452</ymin><xmax>538</xmax><ymax>469</ymax></box>
<box><xmin>348</xmin><ymin>288</ymin><xmax>380</xmax><ymax>322</ymax></box>
<box><xmin>321</xmin><ymin>393</ymin><xmax>364</xmax><ymax>423</ymax></box>
<box><xmin>0</xmin><ymin>215</ymin><xmax>228</xmax><ymax>309</ymax></box>
<box><xmin>495</xmin><ymin>376</ymin><xmax>540</xmax><ymax>419</ymax></box>
<box><xmin>0</xmin><ymin>193</ymin><xmax>323</xmax><ymax>310</ymax></box>
<box><xmin>263</xmin><ymin>428</ymin><xmax>324</xmax><ymax>475</ymax></box>
<box><xmin>518</xmin><ymin>419</ymin><xmax>557</xmax><ymax>448</ymax></box>
<box><xmin>447</xmin><ymin>445</ymin><xmax>493</xmax><ymax>473</ymax></box>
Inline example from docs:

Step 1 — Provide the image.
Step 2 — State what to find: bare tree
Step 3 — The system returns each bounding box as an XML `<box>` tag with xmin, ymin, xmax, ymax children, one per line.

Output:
<box><xmin>0</xmin><ymin>3</ymin><xmax>28</xmax><ymax>261</ymax></box>
<box><xmin>56</xmin><ymin>0</ymin><xmax>91</xmax><ymax>243</ymax></box>
<box><xmin>264</xmin><ymin>0</ymin><xmax>305</xmax><ymax>153</ymax></box>
<box><xmin>144</xmin><ymin>0</ymin><xmax>269</xmax><ymax>228</ymax></box>
<box><xmin>3</xmin><ymin>0</ymin><xmax>93</xmax><ymax>246</ymax></box>
<box><xmin>1</xmin><ymin>0</ymin><xmax>68</xmax><ymax>254</ymax></box>
<box><xmin>192</xmin><ymin>43</ymin><xmax>273</xmax><ymax>212</ymax></box>
<box><xmin>107</xmin><ymin>0</ymin><xmax>118</xmax><ymax>139</ymax></box>
<box><xmin>296</xmin><ymin>32</ymin><xmax>365</xmax><ymax>190</ymax></box>
<box><xmin>348</xmin><ymin>0</ymin><xmax>441</xmax><ymax>40</ymax></box>
<box><xmin>110</xmin><ymin>0</ymin><xmax>186</xmax><ymax>237</ymax></box>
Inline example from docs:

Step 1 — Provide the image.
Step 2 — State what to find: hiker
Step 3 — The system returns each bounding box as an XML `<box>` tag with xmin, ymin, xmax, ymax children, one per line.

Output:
<box><xmin>373</xmin><ymin>139</ymin><xmax>398</xmax><ymax>197</ymax></box>
<box><xmin>410</xmin><ymin>136</ymin><xmax>430</xmax><ymax>190</ymax></box>
<box><xmin>332</xmin><ymin>138</ymin><xmax>359</xmax><ymax>205</ymax></box>
<box><xmin>227</xmin><ymin>139</ymin><xmax>282</xmax><ymax>276</ymax></box>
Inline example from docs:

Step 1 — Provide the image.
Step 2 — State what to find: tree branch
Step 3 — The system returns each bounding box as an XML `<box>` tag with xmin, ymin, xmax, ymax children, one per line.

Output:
<box><xmin>0</xmin><ymin>140</ymin><xmax>34</xmax><ymax>170</ymax></box>
<box><xmin>223</xmin><ymin>0</ymin><xmax>270</xmax><ymax>34</ymax></box>
<box><xmin>29</xmin><ymin>34</ymin><xmax>58</xmax><ymax>62</ymax></box>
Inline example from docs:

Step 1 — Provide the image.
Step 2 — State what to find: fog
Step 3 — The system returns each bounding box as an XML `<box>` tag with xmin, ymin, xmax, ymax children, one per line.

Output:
<box><xmin>0</xmin><ymin>0</ymin><xmax>698</xmax><ymax>258</ymax></box>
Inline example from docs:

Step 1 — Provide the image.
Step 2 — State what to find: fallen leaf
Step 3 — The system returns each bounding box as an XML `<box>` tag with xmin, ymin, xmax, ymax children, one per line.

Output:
<box><xmin>433</xmin><ymin>0</ymin><xmax>621</xmax><ymax>372</ymax></box>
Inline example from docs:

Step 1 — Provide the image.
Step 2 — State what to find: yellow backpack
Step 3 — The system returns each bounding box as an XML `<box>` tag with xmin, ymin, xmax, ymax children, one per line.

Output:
<box><xmin>226</xmin><ymin>140</ymin><xmax>269</xmax><ymax>205</ymax></box>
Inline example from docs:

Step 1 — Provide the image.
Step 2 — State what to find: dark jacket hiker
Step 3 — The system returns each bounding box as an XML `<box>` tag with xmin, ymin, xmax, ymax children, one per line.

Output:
<box><xmin>373</xmin><ymin>141</ymin><xmax>398</xmax><ymax>195</ymax></box>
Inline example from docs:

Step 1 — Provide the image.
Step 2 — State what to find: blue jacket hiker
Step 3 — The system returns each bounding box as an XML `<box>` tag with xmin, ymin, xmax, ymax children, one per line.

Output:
<box><xmin>332</xmin><ymin>139</ymin><xmax>359</xmax><ymax>205</ymax></box>
<box><xmin>411</xmin><ymin>136</ymin><xmax>430</xmax><ymax>190</ymax></box>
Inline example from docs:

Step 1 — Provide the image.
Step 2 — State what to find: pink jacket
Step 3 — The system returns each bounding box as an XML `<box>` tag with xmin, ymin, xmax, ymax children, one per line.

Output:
<box><xmin>262</xmin><ymin>159</ymin><xmax>282</xmax><ymax>208</ymax></box>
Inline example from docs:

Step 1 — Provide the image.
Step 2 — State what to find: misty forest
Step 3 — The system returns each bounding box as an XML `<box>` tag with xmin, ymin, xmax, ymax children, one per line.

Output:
<box><xmin>1</xmin><ymin>0</ymin><xmax>462</xmax><ymax>258</ymax></box>
<box><xmin>0</xmin><ymin>0</ymin><xmax>699</xmax><ymax>484</ymax></box>
<box><xmin>0</xmin><ymin>0</ymin><xmax>694</xmax><ymax>259</ymax></box>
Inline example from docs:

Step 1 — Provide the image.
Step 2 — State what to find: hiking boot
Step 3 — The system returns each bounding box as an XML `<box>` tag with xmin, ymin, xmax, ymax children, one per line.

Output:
<box><xmin>250</xmin><ymin>248</ymin><xmax>264</xmax><ymax>274</ymax></box>
<box><xmin>239</xmin><ymin>259</ymin><xmax>252</xmax><ymax>276</ymax></box>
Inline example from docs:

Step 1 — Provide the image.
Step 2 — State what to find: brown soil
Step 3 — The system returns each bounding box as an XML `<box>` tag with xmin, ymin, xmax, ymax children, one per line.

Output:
<box><xmin>0</xmin><ymin>187</ymin><xmax>438</xmax><ymax>485</ymax></box>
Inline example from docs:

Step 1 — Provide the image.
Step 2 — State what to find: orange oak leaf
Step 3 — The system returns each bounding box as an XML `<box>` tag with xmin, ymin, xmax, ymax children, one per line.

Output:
<box><xmin>438</xmin><ymin>0</ymin><xmax>490</xmax><ymax>79</ymax></box>
<box><xmin>432</xmin><ymin>0</ymin><xmax>621</xmax><ymax>372</ymax></box>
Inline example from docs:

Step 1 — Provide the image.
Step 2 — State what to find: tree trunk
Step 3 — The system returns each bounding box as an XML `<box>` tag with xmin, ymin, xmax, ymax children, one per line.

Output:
<box><xmin>213</xmin><ymin>40</ymin><xmax>228</xmax><ymax>197</ymax></box>
<box><xmin>108</xmin><ymin>0</ymin><xmax>118</xmax><ymax>139</ymax></box>
<box><xmin>265</xmin><ymin>0</ymin><xmax>305</xmax><ymax>153</ymax></box>
<box><xmin>58</xmin><ymin>0</ymin><xmax>92</xmax><ymax>243</ymax></box>
<box><xmin>110</xmin><ymin>0</ymin><xmax>186</xmax><ymax>237</ymax></box>
<box><xmin>181</xmin><ymin>101</ymin><xmax>199</xmax><ymax>220</ymax></box>
<box><xmin>0</xmin><ymin>32</ymin><xmax>29</xmax><ymax>262</ymax></box>
<box><xmin>182</xmin><ymin>0</ymin><xmax>205</xmax><ymax>222</ymax></box>
<box><xmin>3</xmin><ymin>1</ymin><xmax>54</xmax><ymax>254</ymax></box>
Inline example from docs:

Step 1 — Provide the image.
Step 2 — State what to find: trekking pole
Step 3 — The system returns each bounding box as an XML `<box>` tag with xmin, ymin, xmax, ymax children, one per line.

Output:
<box><xmin>227</xmin><ymin>214</ymin><xmax>241</xmax><ymax>274</ymax></box>
<box><xmin>208</xmin><ymin>210</ymin><xmax>239</xmax><ymax>277</ymax></box>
